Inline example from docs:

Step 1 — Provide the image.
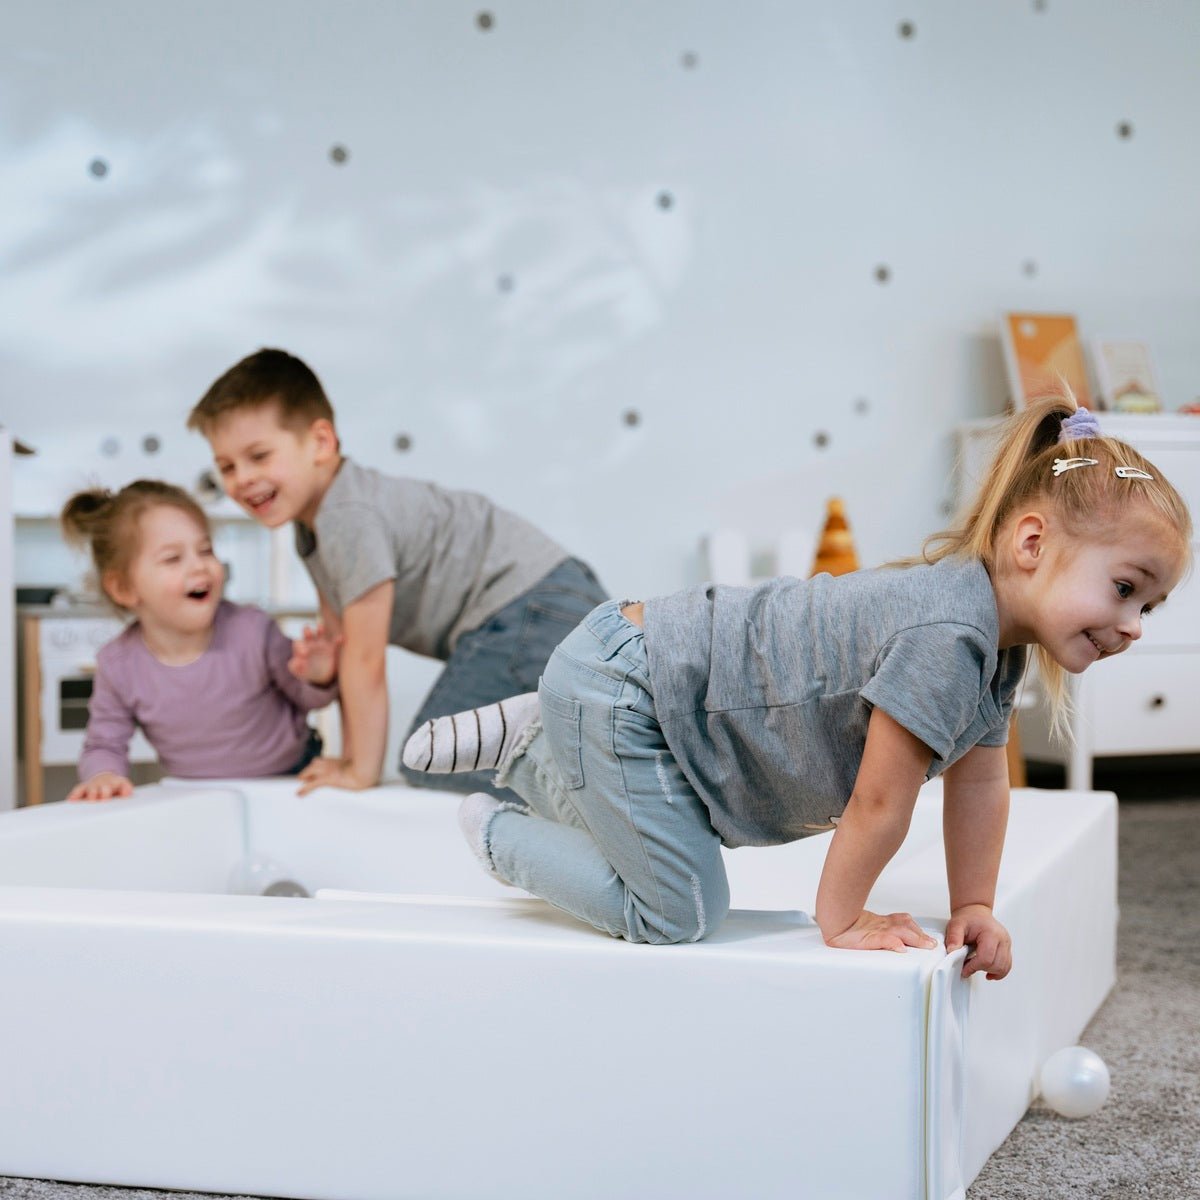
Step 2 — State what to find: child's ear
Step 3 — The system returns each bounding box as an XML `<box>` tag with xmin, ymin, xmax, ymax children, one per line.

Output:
<box><xmin>102</xmin><ymin>570</ymin><xmax>135</xmax><ymax>609</ymax></box>
<box><xmin>308</xmin><ymin>418</ymin><xmax>339</xmax><ymax>462</ymax></box>
<box><xmin>1011</xmin><ymin>512</ymin><xmax>1048</xmax><ymax>571</ymax></box>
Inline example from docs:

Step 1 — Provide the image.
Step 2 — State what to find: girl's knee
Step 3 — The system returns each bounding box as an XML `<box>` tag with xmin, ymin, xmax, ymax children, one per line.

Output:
<box><xmin>681</xmin><ymin>873</ymin><xmax>730</xmax><ymax>942</ymax></box>
<box><xmin>632</xmin><ymin>873</ymin><xmax>730</xmax><ymax>945</ymax></box>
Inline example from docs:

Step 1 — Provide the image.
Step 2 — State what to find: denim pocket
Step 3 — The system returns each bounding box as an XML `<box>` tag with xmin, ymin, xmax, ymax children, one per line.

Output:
<box><xmin>509</xmin><ymin>598</ymin><xmax>594</xmax><ymax>691</ymax></box>
<box><xmin>537</xmin><ymin>679</ymin><xmax>585</xmax><ymax>790</ymax></box>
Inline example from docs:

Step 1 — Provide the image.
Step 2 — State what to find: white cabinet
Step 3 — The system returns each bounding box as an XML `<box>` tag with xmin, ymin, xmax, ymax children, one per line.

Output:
<box><xmin>956</xmin><ymin>414</ymin><xmax>1200</xmax><ymax>788</ymax></box>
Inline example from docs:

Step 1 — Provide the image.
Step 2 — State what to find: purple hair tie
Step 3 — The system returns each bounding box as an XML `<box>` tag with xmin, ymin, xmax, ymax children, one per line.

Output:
<box><xmin>1058</xmin><ymin>407</ymin><xmax>1102</xmax><ymax>442</ymax></box>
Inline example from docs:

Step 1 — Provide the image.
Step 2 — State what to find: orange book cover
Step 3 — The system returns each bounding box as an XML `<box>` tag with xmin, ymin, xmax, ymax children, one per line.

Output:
<box><xmin>1000</xmin><ymin>312</ymin><xmax>1094</xmax><ymax>409</ymax></box>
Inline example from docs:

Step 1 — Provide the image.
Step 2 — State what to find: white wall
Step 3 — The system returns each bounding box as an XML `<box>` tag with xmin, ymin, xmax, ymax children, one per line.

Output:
<box><xmin>3</xmin><ymin>1</ymin><xmax>1200</xmax><ymax>735</ymax></box>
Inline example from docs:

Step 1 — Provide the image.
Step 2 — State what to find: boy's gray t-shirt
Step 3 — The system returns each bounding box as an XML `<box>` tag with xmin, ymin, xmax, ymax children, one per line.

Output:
<box><xmin>642</xmin><ymin>556</ymin><xmax>1027</xmax><ymax>848</ymax></box>
<box><xmin>296</xmin><ymin>459</ymin><xmax>568</xmax><ymax>659</ymax></box>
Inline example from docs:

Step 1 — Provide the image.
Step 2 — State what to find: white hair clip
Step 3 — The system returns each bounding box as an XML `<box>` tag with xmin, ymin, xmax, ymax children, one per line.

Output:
<box><xmin>1052</xmin><ymin>457</ymin><xmax>1099</xmax><ymax>477</ymax></box>
<box><xmin>1115</xmin><ymin>466</ymin><xmax>1154</xmax><ymax>480</ymax></box>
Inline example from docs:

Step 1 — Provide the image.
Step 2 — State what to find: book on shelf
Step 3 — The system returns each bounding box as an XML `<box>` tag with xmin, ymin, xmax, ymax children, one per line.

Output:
<box><xmin>1000</xmin><ymin>312</ymin><xmax>1094</xmax><ymax>410</ymax></box>
<box><xmin>1092</xmin><ymin>338</ymin><xmax>1162</xmax><ymax>414</ymax></box>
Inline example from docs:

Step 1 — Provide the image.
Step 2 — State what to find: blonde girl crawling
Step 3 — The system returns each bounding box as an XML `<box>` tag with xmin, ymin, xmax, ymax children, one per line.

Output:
<box><xmin>404</xmin><ymin>394</ymin><xmax>1191</xmax><ymax>977</ymax></box>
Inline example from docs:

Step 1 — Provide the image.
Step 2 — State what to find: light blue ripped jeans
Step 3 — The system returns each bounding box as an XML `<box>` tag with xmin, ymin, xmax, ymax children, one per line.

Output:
<box><xmin>491</xmin><ymin>599</ymin><xmax>730</xmax><ymax>944</ymax></box>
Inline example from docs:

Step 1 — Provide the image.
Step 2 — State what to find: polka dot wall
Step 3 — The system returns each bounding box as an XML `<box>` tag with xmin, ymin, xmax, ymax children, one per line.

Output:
<box><xmin>2</xmin><ymin>1</ymin><xmax>1199</xmax><ymax>602</ymax></box>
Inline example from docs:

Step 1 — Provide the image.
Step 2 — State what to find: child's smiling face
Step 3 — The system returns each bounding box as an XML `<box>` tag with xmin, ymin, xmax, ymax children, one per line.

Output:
<box><xmin>207</xmin><ymin>403</ymin><xmax>336</xmax><ymax>528</ymax></box>
<box><xmin>1024</xmin><ymin>509</ymin><xmax>1186</xmax><ymax>674</ymax></box>
<box><xmin>107</xmin><ymin>505</ymin><xmax>223</xmax><ymax>636</ymax></box>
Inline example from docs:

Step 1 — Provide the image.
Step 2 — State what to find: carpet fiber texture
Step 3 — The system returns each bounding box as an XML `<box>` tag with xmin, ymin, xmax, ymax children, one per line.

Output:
<box><xmin>968</xmin><ymin>787</ymin><xmax>1200</xmax><ymax>1199</ymax></box>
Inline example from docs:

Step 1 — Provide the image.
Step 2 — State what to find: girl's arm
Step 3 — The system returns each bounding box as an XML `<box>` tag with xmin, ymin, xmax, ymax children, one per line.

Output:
<box><xmin>287</xmin><ymin>623</ymin><xmax>342</xmax><ymax>688</ymax></box>
<box><xmin>71</xmin><ymin>662</ymin><xmax>136</xmax><ymax>801</ymax></box>
<box><xmin>297</xmin><ymin>580</ymin><xmax>393</xmax><ymax>794</ymax></box>
<box><xmin>285</xmin><ymin>592</ymin><xmax>345</xmax><ymax>689</ymax></box>
<box><xmin>941</xmin><ymin>742</ymin><xmax>1013</xmax><ymax>980</ymax></box>
<box><xmin>68</xmin><ymin>771</ymin><xmax>134</xmax><ymax>802</ymax></box>
<box><xmin>265</xmin><ymin>616</ymin><xmax>339</xmax><ymax>709</ymax></box>
<box><xmin>815</xmin><ymin>706</ymin><xmax>937</xmax><ymax>951</ymax></box>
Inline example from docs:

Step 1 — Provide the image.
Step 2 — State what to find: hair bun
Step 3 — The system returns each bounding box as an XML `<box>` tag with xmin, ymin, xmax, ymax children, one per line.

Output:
<box><xmin>1058</xmin><ymin>407</ymin><xmax>1102</xmax><ymax>442</ymax></box>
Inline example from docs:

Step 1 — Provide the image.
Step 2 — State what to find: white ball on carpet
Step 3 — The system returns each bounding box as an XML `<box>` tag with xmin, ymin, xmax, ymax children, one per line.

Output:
<box><xmin>1039</xmin><ymin>1046</ymin><xmax>1111</xmax><ymax>1118</ymax></box>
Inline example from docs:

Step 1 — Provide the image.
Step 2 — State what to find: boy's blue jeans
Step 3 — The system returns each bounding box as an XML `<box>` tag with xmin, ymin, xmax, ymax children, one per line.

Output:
<box><xmin>490</xmin><ymin>599</ymin><xmax>730</xmax><ymax>944</ymax></box>
<box><xmin>400</xmin><ymin>558</ymin><xmax>607</xmax><ymax>800</ymax></box>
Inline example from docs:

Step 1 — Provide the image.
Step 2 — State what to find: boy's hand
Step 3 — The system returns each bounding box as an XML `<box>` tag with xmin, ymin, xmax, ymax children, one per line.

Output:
<box><xmin>288</xmin><ymin>623</ymin><xmax>343</xmax><ymax>687</ymax></box>
<box><xmin>945</xmin><ymin>904</ymin><xmax>1012</xmax><ymax>980</ymax></box>
<box><xmin>296</xmin><ymin>756</ymin><xmax>374</xmax><ymax>796</ymax></box>
<box><xmin>824</xmin><ymin>909</ymin><xmax>938</xmax><ymax>954</ymax></box>
<box><xmin>67</xmin><ymin>772</ymin><xmax>134</xmax><ymax>802</ymax></box>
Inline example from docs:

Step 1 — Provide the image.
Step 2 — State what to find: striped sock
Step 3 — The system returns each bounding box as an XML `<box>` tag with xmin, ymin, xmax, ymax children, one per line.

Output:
<box><xmin>402</xmin><ymin>692</ymin><xmax>540</xmax><ymax>775</ymax></box>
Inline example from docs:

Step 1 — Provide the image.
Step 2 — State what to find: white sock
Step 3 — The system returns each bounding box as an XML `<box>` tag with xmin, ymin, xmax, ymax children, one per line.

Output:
<box><xmin>402</xmin><ymin>692</ymin><xmax>541</xmax><ymax>775</ymax></box>
<box><xmin>457</xmin><ymin>792</ymin><xmax>521</xmax><ymax>882</ymax></box>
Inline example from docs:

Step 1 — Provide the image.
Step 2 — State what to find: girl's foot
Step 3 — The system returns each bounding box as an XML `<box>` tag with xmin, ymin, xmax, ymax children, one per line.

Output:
<box><xmin>458</xmin><ymin>792</ymin><xmax>520</xmax><ymax>883</ymax></box>
<box><xmin>402</xmin><ymin>692</ymin><xmax>540</xmax><ymax>775</ymax></box>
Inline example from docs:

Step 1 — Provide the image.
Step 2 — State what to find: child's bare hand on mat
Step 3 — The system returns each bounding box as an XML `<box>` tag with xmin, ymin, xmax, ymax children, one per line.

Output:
<box><xmin>946</xmin><ymin>904</ymin><xmax>1012</xmax><ymax>980</ymax></box>
<box><xmin>296</xmin><ymin>756</ymin><xmax>374</xmax><ymax>796</ymax></box>
<box><xmin>824</xmin><ymin>910</ymin><xmax>938</xmax><ymax>953</ymax></box>
<box><xmin>67</xmin><ymin>772</ymin><xmax>134</xmax><ymax>802</ymax></box>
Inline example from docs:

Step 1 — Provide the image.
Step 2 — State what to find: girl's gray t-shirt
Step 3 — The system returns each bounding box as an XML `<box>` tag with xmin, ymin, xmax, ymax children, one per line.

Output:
<box><xmin>296</xmin><ymin>459</ymin><xmax>568</xmax><ymax>660</ymax></box>
<box><xmin>642</xmin><ymin>556</ymin><xmax>1027</xmax><ymax>848</ymax></box>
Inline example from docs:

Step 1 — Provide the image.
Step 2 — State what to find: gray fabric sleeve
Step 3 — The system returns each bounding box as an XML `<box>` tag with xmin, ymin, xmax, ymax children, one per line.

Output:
<box><xmin>314</xmin><ymin>503</ymin><xmax>396</xmax><ymax>611</ymax></box>
<box><xmin>974</xmin><ymin>722</ymin><xmax>1011</xmax><ymax>748</ymax></box>
<box><xmin>859</xmin><ymin>623</ymin><xmax>990</xmax><ymax>762</ymax></box>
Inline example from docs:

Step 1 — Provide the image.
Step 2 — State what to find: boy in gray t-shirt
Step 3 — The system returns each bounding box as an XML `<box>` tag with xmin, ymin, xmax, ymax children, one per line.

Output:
<box><xmin>189</xmin><ymin>348</ymin><xmax>606</xmax><ymax>798</ymax></box>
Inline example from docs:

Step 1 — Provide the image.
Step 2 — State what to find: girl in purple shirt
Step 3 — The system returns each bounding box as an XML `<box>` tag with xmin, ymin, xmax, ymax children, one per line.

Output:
<box><xmin>62</xmin><ymin>480</ymin><xmax>339</xmax><ymax>801</ymax></box>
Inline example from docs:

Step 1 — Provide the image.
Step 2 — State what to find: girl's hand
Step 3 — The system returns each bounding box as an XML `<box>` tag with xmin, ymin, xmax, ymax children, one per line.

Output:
<box><xmin>67</xmin><ymin>772</ymin><xmax>134</xmax><ymax>802</ymax></box>
<box><xmin>296</xmin><ymin>756</ymin><xmax>374</xmax><ymax>796</ymax></box>
<box><xmin>946</xmin><ymin>904</ymin><xmax>1012</xmax><ymax>980</ymax></box>
<box><xmin>288</xmin><ymin>623</ymin><xmax>343</xmax><ymax>687</ymax></box>
<box><xmin>824</xmin><ymin>909</ymin><xmax>938</xmax><ymax>954</ymax></box>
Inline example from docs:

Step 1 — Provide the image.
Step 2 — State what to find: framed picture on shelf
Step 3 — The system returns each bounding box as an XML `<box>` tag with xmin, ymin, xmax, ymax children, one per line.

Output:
<box><xmin>1092</xmin><ymin>339</ymin><xmax>1162</xmax><ymax>414</ymax></box>
<box><xmin>1000</xmin><ymin>312</ymin><xmax>1094</xmax><ymax>409</ymax></box>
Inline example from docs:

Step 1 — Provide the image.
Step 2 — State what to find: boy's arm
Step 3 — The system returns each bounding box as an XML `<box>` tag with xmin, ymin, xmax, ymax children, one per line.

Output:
<box><xmin>298</xmin><ymin>580</ymin><xmax>393</xmax><ymax>794</ymax></box>
<box><xmin>317</xmin><ymin>593</ymin><xmax>350</xmax><ymax>755</ymax></box>
<box><xmin>941</xmin><ymin>742</ymin><xmax>1013</xmax><ymax>980</ymax></box>
<box><xmin>815</xmin><ymin>706</ymin><xmax>937</xmax><ymax>951</ymax></box>
<box><xmin>318</xmin><ymin>592</ymin><xmax>343</xmax><ymax>641</ymax></box>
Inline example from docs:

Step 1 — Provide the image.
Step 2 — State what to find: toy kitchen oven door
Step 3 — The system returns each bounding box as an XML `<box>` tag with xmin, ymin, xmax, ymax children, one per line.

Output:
<box><xmin>18</xmin><ymin>610</ymin><xmax>154</xmax><ymax>806</ymax></box>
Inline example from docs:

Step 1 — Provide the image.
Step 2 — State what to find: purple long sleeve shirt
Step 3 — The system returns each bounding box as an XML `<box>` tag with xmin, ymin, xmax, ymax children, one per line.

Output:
<box><xmin>78</xmin><ymin>601</ymin><xmax>338</xmax><ymax>781</ymax></box>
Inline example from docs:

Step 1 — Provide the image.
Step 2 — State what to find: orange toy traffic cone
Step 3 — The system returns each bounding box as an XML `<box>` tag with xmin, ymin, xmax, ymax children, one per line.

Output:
<box><xmin>810</xmin><ymin>497</ymin><xmax>859</xmax><ymax>577</ymax></box>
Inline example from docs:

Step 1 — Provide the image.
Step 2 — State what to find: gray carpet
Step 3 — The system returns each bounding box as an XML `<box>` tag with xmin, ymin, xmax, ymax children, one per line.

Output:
<box><xmin>3</xmin><ymin>763</ymin><xmax>1198</xmax><ymax>1200</ymax></box>
<box><xmin>969</xmin><ymin>762</ymin><xmax>1200</xmax><ymax>1200</ymax></box>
